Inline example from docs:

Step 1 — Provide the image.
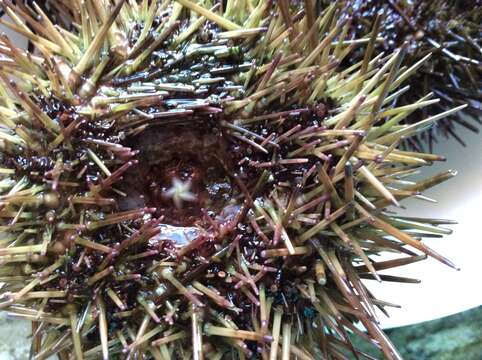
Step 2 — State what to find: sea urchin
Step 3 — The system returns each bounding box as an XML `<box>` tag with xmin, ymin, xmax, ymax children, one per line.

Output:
<box><xmin>341</xmin><ymin>0</ymin><xmax>481</xmax><ymax>150</ymax></box>
<box><xmin>0</xmin><ymin>1</ymin><xmax>462</xmax><ymax>359</ymax></box>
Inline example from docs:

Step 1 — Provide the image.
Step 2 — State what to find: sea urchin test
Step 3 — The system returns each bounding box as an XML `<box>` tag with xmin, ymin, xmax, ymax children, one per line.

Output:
<box><xmin>0</xmin><ymin>1</ymin><xmax>462</xmax><ymax>359</ymax></box>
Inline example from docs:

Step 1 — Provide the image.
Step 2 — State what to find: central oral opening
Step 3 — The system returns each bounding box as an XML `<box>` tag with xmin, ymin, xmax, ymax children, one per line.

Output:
<box><xmin>120</xmin><ymin>124</ymin><xmax>237</xmax><ymax>230</ymax></box>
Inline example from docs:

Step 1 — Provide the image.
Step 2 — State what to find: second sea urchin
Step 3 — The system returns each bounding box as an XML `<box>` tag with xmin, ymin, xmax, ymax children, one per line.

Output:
<box><xmin>343</xmin><ymin>0</ymin><xmax>481</xmax><ymax>150</ymax></box>
<box><xmin>0</xmin><ymin>1</ymin><xmax>461</xmax><ymax>359</ymax></box>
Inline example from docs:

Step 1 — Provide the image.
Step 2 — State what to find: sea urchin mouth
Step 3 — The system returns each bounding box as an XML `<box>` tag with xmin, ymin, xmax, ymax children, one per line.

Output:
<box><xmin>122</xmin><ymin>123</ymin><xmax>234</xmax><ymax>227</ymax></box>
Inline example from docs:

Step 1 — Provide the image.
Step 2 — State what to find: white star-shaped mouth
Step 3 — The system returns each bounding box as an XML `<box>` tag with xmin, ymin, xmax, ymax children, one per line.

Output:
<box><xmin>163</xmin><ymin>178</ymin><xmax>197</xmax><ymax>208</ymax></box>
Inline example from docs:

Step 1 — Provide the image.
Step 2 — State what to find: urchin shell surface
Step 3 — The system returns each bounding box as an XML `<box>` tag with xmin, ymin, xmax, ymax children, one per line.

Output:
<box><xmin>0</xmin><ymin>1</ymin><xmax>460</xmax><ymax>359</ymax></box>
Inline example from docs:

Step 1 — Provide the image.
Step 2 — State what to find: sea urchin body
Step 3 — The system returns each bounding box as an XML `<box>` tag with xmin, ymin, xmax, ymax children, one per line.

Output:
<box><xmin>0</xmin><ymin>1</ymin><xmax>461</xmax><ymax>359</ymax></box>
<box><xmin>342</xmin><ymin>0</ymin><xmax>481</xmax><ymax>150</ymax></box>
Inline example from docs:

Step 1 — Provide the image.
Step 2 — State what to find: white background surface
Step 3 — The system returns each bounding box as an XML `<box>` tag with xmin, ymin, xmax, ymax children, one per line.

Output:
<box><xmin>368</xmin><ymin>126</ymin><xmax>482</xmax><ymax>328</ymax></box>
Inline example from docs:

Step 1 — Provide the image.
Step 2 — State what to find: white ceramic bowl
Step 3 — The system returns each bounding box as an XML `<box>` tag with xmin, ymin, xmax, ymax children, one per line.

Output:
<box><xmin>367</xmin><ymin>126</ymin><xmax>482</xmax><ymax>328</ymax></box>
